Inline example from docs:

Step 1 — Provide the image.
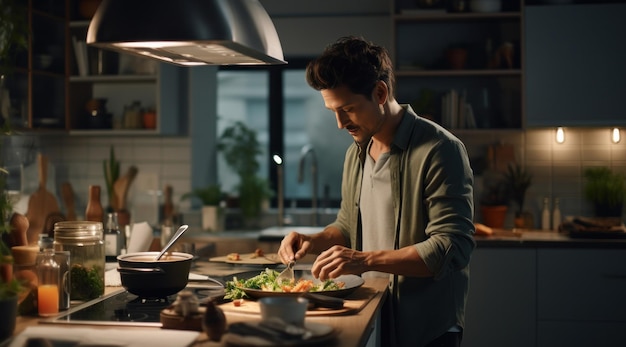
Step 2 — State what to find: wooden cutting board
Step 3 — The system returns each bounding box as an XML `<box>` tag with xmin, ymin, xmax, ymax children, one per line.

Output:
<box><xmin>60</xmin><ymin>181</ymin><xmax>76</xmax><ymax>221</ymax></box>
<box><xmin>210</xmin><ymin>253</ymin><xmax>282</xmax><ymax>265</ymax></box>
<box><xmin>219</xmin><ymin>286</ymin><xmax>378</xmax><ymax>316</ymax></box>
<box><xmin>25</xmin><ymin>154</ymin><xmax>60</xmax><ymax>245</ymax></box>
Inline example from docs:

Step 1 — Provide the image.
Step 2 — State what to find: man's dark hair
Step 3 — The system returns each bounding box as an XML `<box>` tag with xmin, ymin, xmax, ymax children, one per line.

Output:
<box><xmin>305</xmin><ymin>36</ymin><xmax>395</xmax><ymax>100</ymax></box>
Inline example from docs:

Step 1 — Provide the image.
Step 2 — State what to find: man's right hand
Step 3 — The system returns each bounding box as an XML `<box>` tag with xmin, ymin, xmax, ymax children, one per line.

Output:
<box><xmin>277</xmin><ymin>231</ymin><xmax>313</xmax><ymax>264</ymax></box>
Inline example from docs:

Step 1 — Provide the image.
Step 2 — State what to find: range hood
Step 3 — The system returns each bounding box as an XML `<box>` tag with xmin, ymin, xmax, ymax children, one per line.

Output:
<box><xmin>86</xmin><ymin>0</ymin><xmax>286</xmax><ymax>66</ymax></box>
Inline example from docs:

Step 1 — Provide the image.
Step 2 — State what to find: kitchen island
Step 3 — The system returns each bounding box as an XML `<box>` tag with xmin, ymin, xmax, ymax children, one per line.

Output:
<box><xmin>182</xmin><ymin>228</ymin><xmax>626</xmax><ymax>347</ymax></box>
<box><xmin>9</xmin><ymin>261</ymin><xmax>389</xmax><ymax>347</ymax></box>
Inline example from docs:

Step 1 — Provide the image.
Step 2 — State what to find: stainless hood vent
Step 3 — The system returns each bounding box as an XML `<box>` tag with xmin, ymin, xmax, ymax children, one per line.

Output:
<box><xmin>87</xmin><ymin>0</ymin><xmax>286</xmax><ymax>66</ymax></box>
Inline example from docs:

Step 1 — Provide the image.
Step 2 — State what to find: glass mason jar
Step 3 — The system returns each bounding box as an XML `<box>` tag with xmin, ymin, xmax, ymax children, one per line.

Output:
<box><xmin>53</xmin><ymin>221</ymin><xmax>105</xmax><ymax>301</ymax></box>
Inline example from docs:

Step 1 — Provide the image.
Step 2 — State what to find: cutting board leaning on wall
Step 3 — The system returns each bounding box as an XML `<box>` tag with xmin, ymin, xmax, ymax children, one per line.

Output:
<box><xmin>25</xmin><ymin>153</ymin><xmax>60</xmax><ymax>245</ymax></box>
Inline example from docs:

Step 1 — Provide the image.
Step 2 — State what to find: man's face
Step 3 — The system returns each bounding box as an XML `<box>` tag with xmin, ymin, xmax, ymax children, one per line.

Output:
<box><xmin>320</xmin><ymin>84</ymin><xmax>384</xmax><ymax>144</ymax></box>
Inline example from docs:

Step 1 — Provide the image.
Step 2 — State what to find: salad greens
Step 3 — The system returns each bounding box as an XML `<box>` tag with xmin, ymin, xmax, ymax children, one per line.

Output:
<box><xmin>224</xmin><ymin>268</ymin><xmax>345</xmax><ymax>300</ymax></box>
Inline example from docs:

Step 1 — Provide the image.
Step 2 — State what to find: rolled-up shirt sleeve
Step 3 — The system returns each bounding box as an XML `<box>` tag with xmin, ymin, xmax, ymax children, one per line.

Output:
<box><xmin>414</xmin><ymin>138</ymin><xmax>476</xmax><ymax>280</ymax></box>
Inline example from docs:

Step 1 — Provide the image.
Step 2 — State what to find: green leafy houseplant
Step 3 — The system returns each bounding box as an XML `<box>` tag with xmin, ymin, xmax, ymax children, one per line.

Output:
<box><xmin>504</xmin><ymin>163</ymin><xmax>532</xmax><ymax>217</ymax></box>
<box><xmin>0</xmin><ymin>0</ymin><xmax>28</xmax><ymax>74</ymax></box>
<box><xmin>217</xmin><ymin>121</ymin><xmax>274</xmax><ymax>220</ymax></box>
<box><xmin>479</xmin><ymin>169</ymin><xmax>510</xmax><ymax>229</ymax></box>
<box><xmin>480</xmin><ymin>170</ymin><xmax>510</xmax><ymax>207</ymax></box>
<box><xmin>103</xmin><ymin>146</ymin><xmax>120</xmax><ymax>210</ymax></box>
<box><xmin>584</xmin><ymin>167</ymin><xmax>626</xmax><ymax>217</ymax></box>
<box><xmin>0</xmin><ymin>121</ymin><xmax>23</xmax><ymax>341</ymax></box>
<box><xmin>182</xmin><ymin>184</ymin><xmax>222</xmax><ymax>206</ymax></box>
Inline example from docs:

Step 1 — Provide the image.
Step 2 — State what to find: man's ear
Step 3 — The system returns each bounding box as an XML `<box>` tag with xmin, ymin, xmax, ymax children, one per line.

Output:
<box><xmin>374</xmin><ymin>80</ymin><xmax>389</xmax><ymax>104</ymax></box>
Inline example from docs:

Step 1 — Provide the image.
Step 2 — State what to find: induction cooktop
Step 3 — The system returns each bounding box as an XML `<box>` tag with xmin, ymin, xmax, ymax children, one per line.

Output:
<box><xmin>41</xmin><ymin>282</ymin><xmax>225</xmax><ymax>327</ymax></box>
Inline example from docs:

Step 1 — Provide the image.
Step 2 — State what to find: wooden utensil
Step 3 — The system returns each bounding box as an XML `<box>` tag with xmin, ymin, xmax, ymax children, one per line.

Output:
<box><xmin>25</xmin><ymin>154</ymin><xmax>60</xmax><ymax>245</ymax></box>
<box><xmin>114</xmin><ymin>166</ymin><xmax>138</xmax><ymax>210</ymax></box>
<box><xmin>60</xmin><ymin>181</ymin><xmax>76</xmax><ymax>221</ymax></box>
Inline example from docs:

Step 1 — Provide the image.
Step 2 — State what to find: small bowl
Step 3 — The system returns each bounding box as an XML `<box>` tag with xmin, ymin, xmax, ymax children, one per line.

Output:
<box><xmin>259</xmin><ymin>296</ymin><xmax>308</xmax><ymax>327</ymax></box>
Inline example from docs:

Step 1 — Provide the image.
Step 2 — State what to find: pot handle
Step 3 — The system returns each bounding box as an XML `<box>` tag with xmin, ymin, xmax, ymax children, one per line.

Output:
<box><xmin>117</xmin><ymin>266</ymin><xmax>165</xmax><ymax>274</ymax></box>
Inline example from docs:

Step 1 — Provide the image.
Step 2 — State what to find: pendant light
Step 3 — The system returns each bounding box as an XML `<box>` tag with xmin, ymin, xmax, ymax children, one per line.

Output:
<box><xmin>87</xmin><ymin>0</ymin><xmax>286</xmax><ymax>66</ymax></box>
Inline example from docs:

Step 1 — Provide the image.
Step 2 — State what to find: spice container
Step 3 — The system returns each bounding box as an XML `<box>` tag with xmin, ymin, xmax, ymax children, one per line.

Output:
<box><xmin>53</xmin><ymin>221</ymin><xmax>105</xmax><ymax>301</ymax></box>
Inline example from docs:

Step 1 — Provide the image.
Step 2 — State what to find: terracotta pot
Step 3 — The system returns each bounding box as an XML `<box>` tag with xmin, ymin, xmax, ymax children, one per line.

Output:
<box><xmin>142</xmin><ymin>110</ymin><xmax>157</xmax><ymax>129</ymax></box>
<box><xmin>445</xmin><ymin>48</ymin><xmax>468</xmax><ymax>70</ymax></box>
<box><xmin>481</xmin><ymin>205</ymin><xmax>507</xmax><ymax>229</ymax></box>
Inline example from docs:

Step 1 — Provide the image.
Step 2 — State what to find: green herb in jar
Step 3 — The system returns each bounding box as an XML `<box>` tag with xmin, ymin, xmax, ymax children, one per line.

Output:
<box><xmin>70</xmin><ymin>264</ymin><xmax>104</xmax><ymax>300</ymax></box>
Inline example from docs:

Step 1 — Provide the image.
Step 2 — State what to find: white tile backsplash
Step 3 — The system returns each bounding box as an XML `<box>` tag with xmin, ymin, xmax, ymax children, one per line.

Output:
<box><xmin>32</xmin><ymin>135</ymin><xmax>192</xmax><ymax>226</ymax></box>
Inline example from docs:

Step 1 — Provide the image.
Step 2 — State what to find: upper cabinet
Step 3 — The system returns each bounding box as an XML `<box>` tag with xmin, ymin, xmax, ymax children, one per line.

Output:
<box><xmin>391</xmin><ymin>0</ymin><xmax>523</xmax><ymax>131</ymax></box>
<box><xmin>525</xmin><ymin>2</ymin><xmax>626</xmax><ymax>127</ymax></box>
<box><xmin>67</xmin><ymin>0</ymin><xmax>185</xmax><ymax>135</ymax></box>
<box><xmin>3</xmin><ymin>0</ymin><xmax>186</xmax><ymax>135</ymax></box>
<box><xmin>3</xmin><ymin>0</ymin><xmax>67</xmax><ymax>132</ymax></box>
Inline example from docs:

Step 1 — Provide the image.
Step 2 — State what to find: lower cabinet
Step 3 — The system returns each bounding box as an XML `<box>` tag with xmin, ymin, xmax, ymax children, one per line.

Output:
<box><xmin>463</xmin><ymin>248</ymin><xmax>536</xmax><ymax>347</ymax></box>
<box><xmin>537</xmin><ymin>248</ymin><xmax>626</xmax><ymax>347</ymax></box>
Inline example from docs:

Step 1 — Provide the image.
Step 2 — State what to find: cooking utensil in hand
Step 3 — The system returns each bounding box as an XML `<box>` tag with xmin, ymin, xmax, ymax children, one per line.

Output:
<box><xmin>276</xmin><ymin>260</ymin><xmax>295</xmax><ymax>283</ymax></box>
<box><xmin>155</xmin><ymin>224</ymin><xmax>189</xmax><ymax>261</ymax></box>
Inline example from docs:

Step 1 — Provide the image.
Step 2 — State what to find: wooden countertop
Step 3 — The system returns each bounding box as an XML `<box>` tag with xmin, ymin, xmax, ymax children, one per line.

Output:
<box><xmin>474</xmin><ymin>229</ymin><xmax>626</xmax><ymax>248</ymax></box>
<box><xmin>10</xmin><ymin>262</ymin><xmax>390</xmax><ymax>347</ymax></box>
<box><xmin>182</xmin><ymin>227</ymin><xmax>626</xmax><ymax>250</ymax></box>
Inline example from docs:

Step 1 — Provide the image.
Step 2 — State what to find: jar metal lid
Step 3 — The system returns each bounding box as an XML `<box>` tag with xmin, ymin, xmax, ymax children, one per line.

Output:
<box><xmin>54</xmin><ymin>221</ymin><xmax>103</xmax><ymax>242</ymax></box>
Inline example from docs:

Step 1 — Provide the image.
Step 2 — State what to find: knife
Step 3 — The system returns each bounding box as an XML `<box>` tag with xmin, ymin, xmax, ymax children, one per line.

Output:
<box><xmin>303</xmin><ymin>292</ymin><xmax>344</xmax><ymax>309</ymax></box>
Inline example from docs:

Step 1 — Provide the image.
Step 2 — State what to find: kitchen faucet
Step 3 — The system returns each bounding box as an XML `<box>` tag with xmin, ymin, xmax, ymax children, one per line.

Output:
<box><xmin>298</xmin><ymin>144</ymin><xmax>318</xmax><ymax>226</ymax></box>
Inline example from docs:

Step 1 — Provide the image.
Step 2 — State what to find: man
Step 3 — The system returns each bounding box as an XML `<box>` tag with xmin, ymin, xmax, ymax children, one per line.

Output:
<box><xmin>278</xmin><ymin>36</ymin><xmax>475</xmax><ymax>347</ymax></box>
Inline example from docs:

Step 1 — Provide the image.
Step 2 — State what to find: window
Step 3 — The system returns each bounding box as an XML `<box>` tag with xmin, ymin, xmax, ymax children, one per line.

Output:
<box><xmin>217</xmin><ymin>61</ymin><xmax>351</xmax><ymax>209</ymax></box>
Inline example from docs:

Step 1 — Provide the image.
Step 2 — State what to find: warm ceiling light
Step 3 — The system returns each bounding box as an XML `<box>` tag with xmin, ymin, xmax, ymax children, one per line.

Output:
<box><xmin>612</xmin><ymin>128</ymin><xmax>621</xmax><ymax>143</ymax></box>
<box><xmin>87</xmin><ymin>0</ymin><xmax>286</xmax><ymax>66</ymax></box>
<box><xmin>555</xmin><ymin>127</ymin><xmax>565</xmax><ymax>144</ymax></box>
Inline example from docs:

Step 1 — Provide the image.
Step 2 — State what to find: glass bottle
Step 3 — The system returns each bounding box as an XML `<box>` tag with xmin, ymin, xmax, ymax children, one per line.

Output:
<box><xmin>85</xmin><ymin>185</ymin><xmax>104</xmax><ymax>223</ymax></box>
<box><xmin>104</xmin><ymin>212</ymin><xmax>122</xmax><ymax>261</ymax></box>
<box><xmin>552</xmin><ymin>197</ymin><xmax>561</xmax><ymax>231</ymax></box>
<box><xmin>37</xmin><ymin>248</ymin><xmax>60</xmax><ymax>316</ymax></box>
<box><xmin>541</xmin><ymin>197</ymin><xmax>551</xmax><ymax>230</ymax></box>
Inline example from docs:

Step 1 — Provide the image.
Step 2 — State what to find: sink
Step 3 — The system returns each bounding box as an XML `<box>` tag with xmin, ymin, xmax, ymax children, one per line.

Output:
<box><xmin>258</xmin><ymin>226</ymin><xmax>322</xmax><ymax>240</ymax></box>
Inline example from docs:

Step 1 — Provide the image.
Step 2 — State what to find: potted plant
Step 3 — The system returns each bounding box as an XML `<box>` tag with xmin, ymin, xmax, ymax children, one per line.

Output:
<box><xmin>0</xmin><ymin>127</ymin><xmax>22</xmax><ymax>341</ymax></box>
<box><xmin>479</xmin><ymin>170</ymin><xmax>510</xmax><ymax>229</ymax></box>
<box><xmin>217</xmin><ymin>121</ymin><xmax>274</xmax><ymax>225</ymax></box>
<box><xmin>504</xmin><ymin>163</ymin><xmax>533</xmax><ymax>228</ymax></box>
<box><xmin>583</xmin><ymin>167</ymin><xmax>626</xmax><ymax>218</ymax></box>
<box><xmin>182</xmin><ymin>185</ymin><xmax>223</xmax><ymax>232</ymax></box>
